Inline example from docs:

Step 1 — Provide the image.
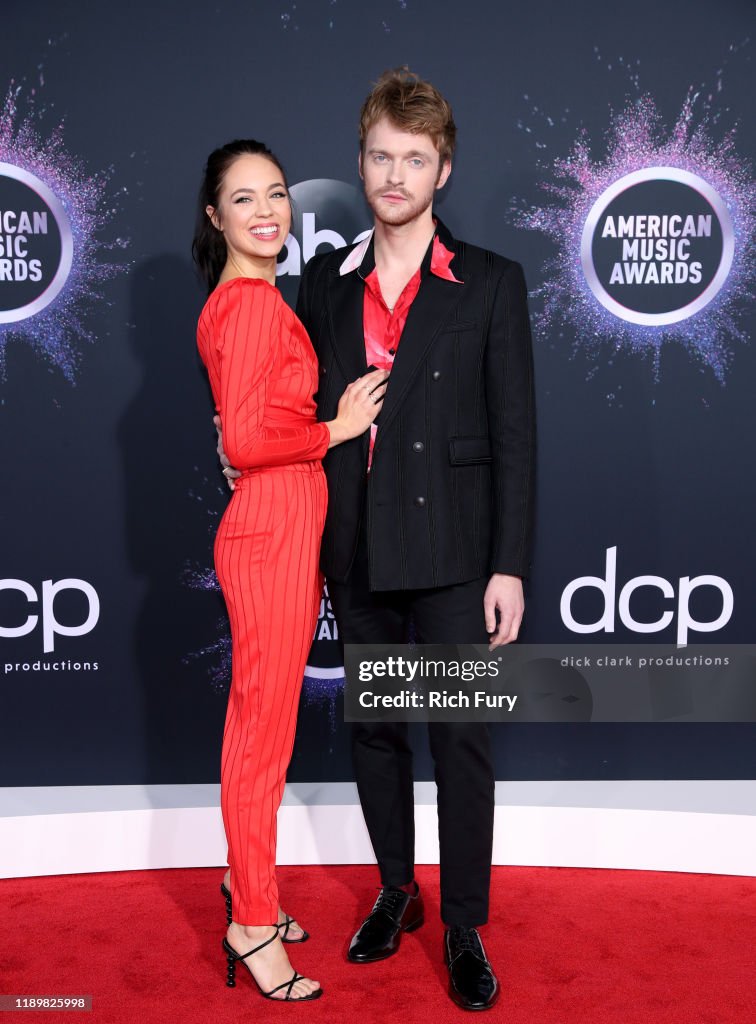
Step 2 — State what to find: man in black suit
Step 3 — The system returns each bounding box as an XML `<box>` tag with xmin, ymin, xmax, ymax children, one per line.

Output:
<box><xmin>296</xmin><ymin>70</ymin><xmax>536</xmax><ymax>1011</ymax></box>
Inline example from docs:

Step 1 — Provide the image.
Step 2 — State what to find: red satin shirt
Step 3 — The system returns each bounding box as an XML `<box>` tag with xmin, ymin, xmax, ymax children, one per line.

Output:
<box><xmin>362</xmin><ymin>232</ymin><xmax>460</xmax><ymax>466</ymax></box>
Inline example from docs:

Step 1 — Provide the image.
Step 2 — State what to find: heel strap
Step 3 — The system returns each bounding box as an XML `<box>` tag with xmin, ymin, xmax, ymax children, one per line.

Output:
<box><xmin>223</xmin><ymin>929</ymin><xmax>279</xmax><ymax>963</ymax></box>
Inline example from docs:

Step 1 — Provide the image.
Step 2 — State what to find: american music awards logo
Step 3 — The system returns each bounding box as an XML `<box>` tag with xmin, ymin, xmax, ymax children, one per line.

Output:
<box><xmin>303</xmin><ymin>583</ymin><xmax>345</xmax><ymax>695</ymax></box>
<box><xmin>0</xmin><ymin>84</ymin><xmax>127</xmax><ymax>381</ymax></box>
<box><xmin>0</xmin><ymin>163</ymin><xmax>73</xmax><ymax>321</ymax></box>
<box><xmin>581</xmin><ymin>167</ymin><xmax>734</xmax><ymax>327</ymax></box>
<box><xmin>515</xmin><ymin>91</ymin><xmax>754</xmax><ymax>382</ymax></box>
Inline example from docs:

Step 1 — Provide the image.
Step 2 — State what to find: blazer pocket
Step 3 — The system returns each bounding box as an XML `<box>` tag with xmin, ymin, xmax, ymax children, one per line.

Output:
<box><xmin>440</xmin><ymin>320</ymin><xmax>478</xmax><ymax>335</ymax></box>
<box><xmin>449</xmin><ymin>436</ymin><xmax>492</xmax><ymax>465</ymax></box>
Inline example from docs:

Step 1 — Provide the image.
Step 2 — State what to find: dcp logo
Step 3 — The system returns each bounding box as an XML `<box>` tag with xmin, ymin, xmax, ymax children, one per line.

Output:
<box><xmin>0</xmin><ymin>578</ymin><xmax>100</xmax><ymax>653</ymax></box>
<box><xmin>560</xmin><ymin>547</ymin><xmax>733</xmax><ymax>645</ymax></box>
<box><xmin>0</xmin><ymin>163</ymin><xmax>73</xmax><ymax>324</ymax></box>
<box><xmin>581</xmin><ymin>166</ymin><xmax>734</xmax><ymax>326</ymax></box>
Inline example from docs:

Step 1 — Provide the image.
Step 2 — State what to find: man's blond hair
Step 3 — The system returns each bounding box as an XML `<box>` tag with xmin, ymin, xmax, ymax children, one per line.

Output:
<box><xmin>359</xmin><ymin>67</ymin><xmax>456</xmax><ymax>165</ymax></box>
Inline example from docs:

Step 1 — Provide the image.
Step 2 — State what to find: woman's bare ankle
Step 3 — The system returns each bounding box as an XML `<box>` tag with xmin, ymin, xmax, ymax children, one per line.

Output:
<box><xmin>229</xmin><ymin>921</ymin><xmax>277</xmax><ymax>944</ymax></box>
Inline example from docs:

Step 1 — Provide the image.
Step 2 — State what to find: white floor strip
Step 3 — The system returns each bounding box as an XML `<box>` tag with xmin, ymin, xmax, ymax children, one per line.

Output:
<box><xmin>1</xmin><ymin>781</ymin><xmax>754</xmax><ymax>878</ymax></box>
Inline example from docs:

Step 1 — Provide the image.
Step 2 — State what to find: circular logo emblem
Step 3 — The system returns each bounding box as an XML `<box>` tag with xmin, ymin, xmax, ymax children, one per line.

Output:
<box><xmin>0</xmin><ymin>163</ymin><xmax>73</xmax><ymax>324</ymax></box>
<box><xmin>305</xmin><ymin>584</ymin><xmax>344</xmax><ymax>685</ymax></box>
<box><xmin>581</xmin><ymin>167</ymin><xmax>734</xmax><ymax>326</ymax></box>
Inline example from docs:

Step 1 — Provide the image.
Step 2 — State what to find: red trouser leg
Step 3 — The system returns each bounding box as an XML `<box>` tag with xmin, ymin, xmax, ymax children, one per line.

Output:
<box><xmin>214</xmin><ymin>465</ymin><xmax>326</xmax><ymax>925</ymax></box>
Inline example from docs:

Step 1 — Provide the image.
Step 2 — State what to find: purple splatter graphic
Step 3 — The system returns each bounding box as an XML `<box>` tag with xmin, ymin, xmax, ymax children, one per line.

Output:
<box><xmin>183</xmin><ymin>559</ymin><xmax>232</xmax><ymax>694</ymax></box>
<box><xmin>0</xmin><ymin>77</ymin><xmax>128</xmax><ymax>382</ymax></box>
<box><xmin>512</xmin><ymin>49</ymin><xmax>754</xmax><ymax>383</ymax></box>
<box><xmin>182</xmin><ymin>469</ymin><xmax>231</xmax><ymax>692</ymax></box>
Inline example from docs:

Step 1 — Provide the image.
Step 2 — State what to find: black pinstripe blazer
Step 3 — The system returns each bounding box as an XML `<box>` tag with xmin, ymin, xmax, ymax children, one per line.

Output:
<box><xmin>296</xmin><ymin>218</ymin><xmax>536</xmax><ymax>592</ymax></box>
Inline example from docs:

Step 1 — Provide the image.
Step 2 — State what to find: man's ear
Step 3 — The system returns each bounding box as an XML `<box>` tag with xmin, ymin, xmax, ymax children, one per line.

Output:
<box><xmin>436</xmin><ymin>158</ymin><xmax>452</xmax><ymax>191</ymax></box>
<box><xmin>357</xmin><ymin>150</ymin><xmax>364</xmax><ymax>181</ymax></box>
<box><xmin>206</xmin><ymin>205</ymin><xmax>221</xmax><ymax>231</ymax></box>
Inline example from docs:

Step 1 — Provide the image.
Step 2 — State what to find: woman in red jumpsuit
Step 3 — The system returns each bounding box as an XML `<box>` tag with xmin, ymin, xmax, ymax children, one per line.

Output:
<box><xmin>194</xmin><ymin>140</ymin><xmax>386</xmax><ymax>1002</ymax></box>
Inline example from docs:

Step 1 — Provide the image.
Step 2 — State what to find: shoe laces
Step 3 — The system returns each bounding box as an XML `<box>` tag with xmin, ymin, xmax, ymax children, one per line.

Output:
<box><xmin>449</xmin><ymin>926</ymin><xmax>483</xmax><ymax>955</ymax></box>
<box><xmin>373</xmin><ymin>887</ymin><xmax>408</xmax><ymax>914</ymax></box>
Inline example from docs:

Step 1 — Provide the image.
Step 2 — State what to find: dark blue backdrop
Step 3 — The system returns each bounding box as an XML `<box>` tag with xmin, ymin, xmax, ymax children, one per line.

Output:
<box><xmin>1</xmin><ymin>0</ymin><xmax>754</xmax><ymax>785</ymax></box>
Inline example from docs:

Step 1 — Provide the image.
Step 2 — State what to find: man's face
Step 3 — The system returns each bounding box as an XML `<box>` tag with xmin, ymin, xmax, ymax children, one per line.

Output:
<box><xmin>360</xmin><ymin>117</ymin><xmax>451</xmax><ymax>228</ymax></box>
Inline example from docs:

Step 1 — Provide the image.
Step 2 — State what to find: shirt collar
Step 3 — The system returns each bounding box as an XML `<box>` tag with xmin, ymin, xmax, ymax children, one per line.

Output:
<box><xmin>337</xmin><ymin>219</ymin><xmax>462</xmax><ymax>283</ymax></box>
<box><xmin>338</xmin><ymin>232</ymin><xmax>373</xmax><ymax>276</ymax></box>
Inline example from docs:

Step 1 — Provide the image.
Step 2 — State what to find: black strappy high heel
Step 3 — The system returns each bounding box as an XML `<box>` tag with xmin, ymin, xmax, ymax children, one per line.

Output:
<box><xmin>222</xmin><ymin>931</ymin><xmax>323</xmax><ymax>1002</ymax></box>
<box><xmin>277</xmin><ymin>914</ymin><xmax>310</xmax><ymax>944</ymax></box>
<box><xmin>220</xmin><ymin>883</ymin><xmax>310</xmax><ymax>942</ymax></box>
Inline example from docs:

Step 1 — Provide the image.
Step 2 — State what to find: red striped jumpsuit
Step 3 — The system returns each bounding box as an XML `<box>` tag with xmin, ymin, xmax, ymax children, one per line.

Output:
<box><xmin>197</xmin><ymin>277</ymin><xmax>329</xmax><ymax>925</ymax></box>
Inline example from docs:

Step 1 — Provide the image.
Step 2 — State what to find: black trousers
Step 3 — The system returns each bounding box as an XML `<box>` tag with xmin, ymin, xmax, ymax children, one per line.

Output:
<box><xmin>328</xmin><ymin>527</ymin><xmax>495</xmax><ymax>927</ymax></box>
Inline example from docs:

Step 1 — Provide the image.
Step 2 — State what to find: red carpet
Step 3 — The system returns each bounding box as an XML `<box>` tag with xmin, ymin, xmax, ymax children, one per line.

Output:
<box><xmin>1</xmin><ymin>865</ymin><xmax>754</xmax><ymax>1023</ymax></box>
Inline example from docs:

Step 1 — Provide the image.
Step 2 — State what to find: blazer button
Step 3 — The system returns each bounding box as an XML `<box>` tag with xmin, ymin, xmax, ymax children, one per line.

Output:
<box><xmin>432</xmin><ymin>370</ymin><xmax>441</xmax><ymax>381</ymax></box>
<box><xmin>412</xmin><ymin>441</ymin><xmax>424</xmax><ymax>453</ymax></box>
<box><xmin>414</xmin><ymin>496</ymin><xmax>426</xmax><ymax>508</ymax></box>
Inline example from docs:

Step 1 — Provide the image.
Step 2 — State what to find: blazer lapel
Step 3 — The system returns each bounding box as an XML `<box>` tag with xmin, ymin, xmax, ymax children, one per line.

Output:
<box><xmin>373</xmin><ymin>273</ymin><xmax>465</xmax><ymax>446</ymax></box>
<box><xmin>326</xmin><ymin>268</ymin><xmax>368</xmax><ymax>382</ymax></box>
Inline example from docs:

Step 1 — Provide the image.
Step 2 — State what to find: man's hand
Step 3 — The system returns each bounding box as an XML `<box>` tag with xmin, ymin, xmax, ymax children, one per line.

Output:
<box><xmin>483</xmin><ymin>573</ymin><xmax>524</xmax><ymax>650</ymax></box>
<box><xmin>214</xmin><ymin>415</ymin><xmax>241</xmax><ymax>491</ymax></box>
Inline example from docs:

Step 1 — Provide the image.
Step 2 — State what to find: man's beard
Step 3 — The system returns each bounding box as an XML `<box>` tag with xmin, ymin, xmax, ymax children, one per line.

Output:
<box><xmin>366</xmin><ymin>183</ymin><xmax>436</xmax><ymax>228</ymax></box>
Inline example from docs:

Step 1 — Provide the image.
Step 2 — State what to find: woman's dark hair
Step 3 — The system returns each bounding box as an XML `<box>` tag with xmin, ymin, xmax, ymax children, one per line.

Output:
<box><xmin>192</xmin><ymin>139</ymin><xmax>288</xmax><ymax>293</ymax></box>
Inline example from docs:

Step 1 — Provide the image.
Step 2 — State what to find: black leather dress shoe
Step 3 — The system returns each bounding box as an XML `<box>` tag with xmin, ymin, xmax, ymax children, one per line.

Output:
<box><xmin>444</xmin><ymin>926</ymin><xmax>499</xmax><ymax>1011</ymax></box>
<box><xmin>347</xmin><ymin>884</ymin><xmax>424</xmax><ymax>963</ymax></box>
